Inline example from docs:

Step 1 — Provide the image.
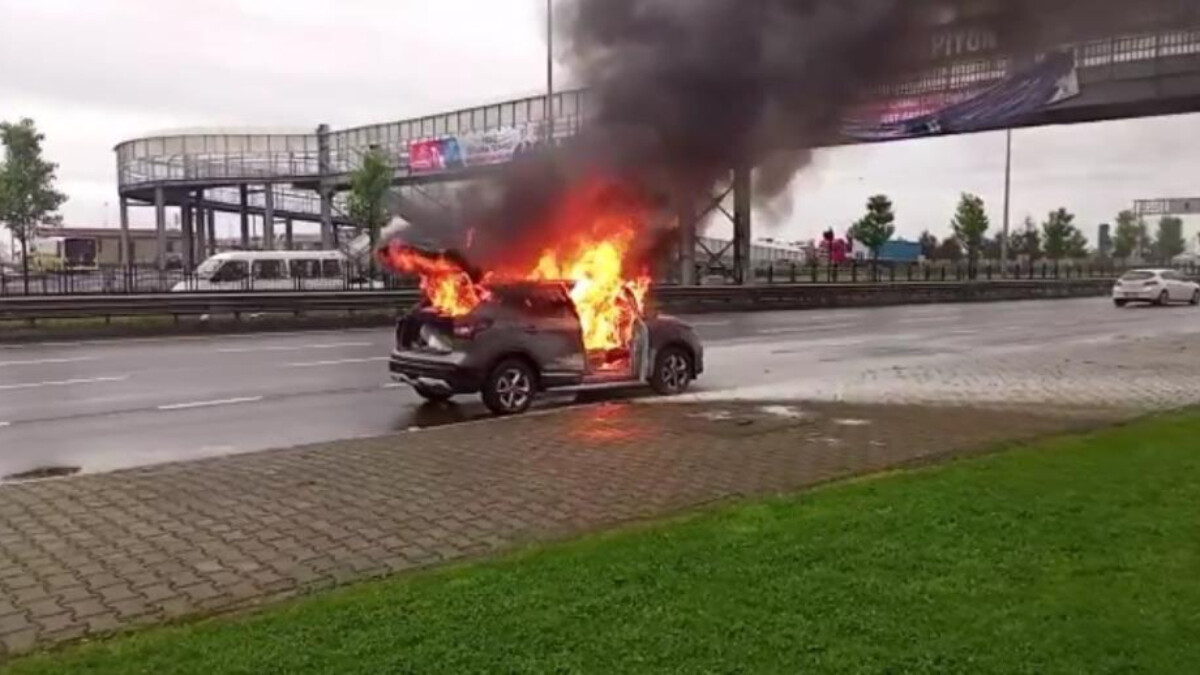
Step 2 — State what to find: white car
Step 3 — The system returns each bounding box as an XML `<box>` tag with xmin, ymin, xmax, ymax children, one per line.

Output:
<box><xmin>1112</xmin><ymin>269</ymin><xmax>1200</xmax><ymax>307</ymax></box>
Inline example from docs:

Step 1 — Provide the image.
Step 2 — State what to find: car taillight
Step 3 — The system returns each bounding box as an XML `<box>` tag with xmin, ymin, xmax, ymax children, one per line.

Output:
<box><xmin>453</xmin><ymin>318</ymin><xmax>493</xmax><ymax>340</ymax></box>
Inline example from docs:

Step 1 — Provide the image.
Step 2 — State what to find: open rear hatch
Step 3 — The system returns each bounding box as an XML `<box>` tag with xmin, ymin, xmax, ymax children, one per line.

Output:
<box><xmin>398</xmin><ymin>308</ymin><xmax>457</xmax><ymax>353</ymax></box>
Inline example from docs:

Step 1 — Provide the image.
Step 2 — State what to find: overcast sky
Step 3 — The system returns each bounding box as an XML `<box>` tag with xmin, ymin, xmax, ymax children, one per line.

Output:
<box><xmin>3</xmin><ymin>0</ymin><xmax>1200</xmax><ymax>251</ymax></box>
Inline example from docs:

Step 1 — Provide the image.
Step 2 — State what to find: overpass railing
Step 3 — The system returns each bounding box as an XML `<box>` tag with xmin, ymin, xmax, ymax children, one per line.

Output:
<box><xmin>116</xmin><ymin>25</ymin><xmax>1200</xmax><ymax>195</ymax></box>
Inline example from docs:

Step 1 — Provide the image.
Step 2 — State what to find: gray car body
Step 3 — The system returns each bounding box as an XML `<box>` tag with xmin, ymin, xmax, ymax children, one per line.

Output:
<box><xmin>389</xmin><ymin>282</ymin><xmax>703</xmax><ymax>394</ymax></box>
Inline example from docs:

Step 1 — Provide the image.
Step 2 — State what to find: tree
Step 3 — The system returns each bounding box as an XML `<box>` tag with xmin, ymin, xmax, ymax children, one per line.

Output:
<box><xmin>934</xmin><ymin>236</ymin><xmax>963</xmax><ymax>261</ymax></box>
<box><xmin>950</xmin><ymin>193</ymin><xmax>989</xmax><ymax>277</ymax></box>
<box><xmin>918</xmin><ymin>230</ymin><xmax>938</xmax><ymax>260</ymax></box>
<box><xmin>1042</xmin><ymin>208</ymin><xmax>1081</xmax><ymax>263</ymax></box>
<box><xmin>1011</xmin><ymin>216</ymin><xmax>1042</xmax><ymax>262</ymax></box>
<box><xmin>1066</xmin><ymin>229</ymin><xmax>1090</xmax><ymax>259</ymax></box>
<box><xmin>1156</xmin><ymin>215</ymin><xmax>1186</xmax><ymax>262</ymax></box>
<box><xmin>1112</xmin><ymin>210</ymin><xmax>1141</xmax><ymax>260</ymax></box>
<box><xmin>0</xmin><ymin>118</ymin><xmax>66</xmax><ymax>293</ymax></box>
<box><xmin>347</xmin><ymin>147</ymin><xmax>393</xmax><ymax>277</ymax></box>
<box><xmin>852</xmin><ymin>194</ymin><xmax>896</xmax><ymax>271</ymax></box>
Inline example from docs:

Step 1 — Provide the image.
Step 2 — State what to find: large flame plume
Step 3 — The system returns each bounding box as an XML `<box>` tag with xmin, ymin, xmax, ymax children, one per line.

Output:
<box><xmin>380</xmin><ymin>179</ymin><xmax>653</xmax><ymax>353</ymax></box>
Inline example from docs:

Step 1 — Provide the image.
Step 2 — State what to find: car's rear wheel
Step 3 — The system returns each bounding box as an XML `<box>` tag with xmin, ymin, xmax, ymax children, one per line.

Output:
<box><xmin>414</xmin><ymin>384</ymin><xmax>453</xmax><ymax>404</ymax></box>
<box><xmin>482</xmin><ymin>359</ymin><xmax>536</xmax><ymax>416</ymax></box>
<box><xmin>650</xmin><ymin>347</ymin><xmax>693</xmax><ymax>396</ymax></box>
<box><xmin>1114</xmin><ymin>299</ymin><xmax>1128</xmax><ymax>308</ymax></box>
<box><xmin>1191</xmin><ymin>290</ymin><xmax>1199</xmax><ymax>306</ymax></box>
<box><xmin>1157</xmin><ymin>290</ymin><xmax>1170</xmax><ymax>306</ymax></box>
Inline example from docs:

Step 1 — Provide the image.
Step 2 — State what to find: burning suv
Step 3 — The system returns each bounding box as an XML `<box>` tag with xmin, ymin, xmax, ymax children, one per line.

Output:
<box><xmin>390</xmin><ymin>280</ymin><xmax>703</xmax><ymax>415</ymax></box>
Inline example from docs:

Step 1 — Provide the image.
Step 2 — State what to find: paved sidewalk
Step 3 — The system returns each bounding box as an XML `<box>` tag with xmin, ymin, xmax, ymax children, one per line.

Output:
<box><xmin>0</xmin><ymin>400</ymin><xmax>1116</xmax><ymax>657</ymax></box>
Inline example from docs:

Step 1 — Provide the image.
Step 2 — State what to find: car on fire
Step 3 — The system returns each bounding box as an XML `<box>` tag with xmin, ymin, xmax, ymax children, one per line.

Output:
<box><xmin>389</xmin><ymin>281</ymin><xmax>703</xmax><ymax>415</ymax></box>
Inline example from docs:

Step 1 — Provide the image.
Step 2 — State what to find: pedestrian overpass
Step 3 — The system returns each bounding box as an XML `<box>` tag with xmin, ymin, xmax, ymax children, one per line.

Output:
<box><xmin>115</xmin><ymin>7</ymin><xmax>1200</xmax><ymax>282</ymax></box>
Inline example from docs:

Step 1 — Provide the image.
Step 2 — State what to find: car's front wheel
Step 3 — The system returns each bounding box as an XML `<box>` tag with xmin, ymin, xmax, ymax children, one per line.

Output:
<box><xmin>1157</xmin><ymin>290</ymin><xmax>1170</xmax><ymax>306</ymax></box>
<box><xmin>650</xmin><ymin>347</ymin><xmax>694</xmax><ymax>396</ymax></box>
<box><xmin>482</xmin><ymin>359</ymin><xmax>537</xmax><ymax>416</ymax></box>
<box><xmin>1191</xmin><ymin>290</ymin><xmax>1200</xmax><ymax>306</ymax></box>
<box><xmin>1114</xmin><ymin>299</ymin><xmax>1128</xmax><ymax>308</ymax></box>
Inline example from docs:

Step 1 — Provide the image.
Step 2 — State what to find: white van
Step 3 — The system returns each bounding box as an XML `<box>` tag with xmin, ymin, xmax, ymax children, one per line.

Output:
<box><xmin>171</xmin><ymin>251</ymin><xmax>378</xmax><ymax>292</ymax></box>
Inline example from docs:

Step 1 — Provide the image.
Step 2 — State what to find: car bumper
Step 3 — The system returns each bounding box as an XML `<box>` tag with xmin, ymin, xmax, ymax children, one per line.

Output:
<box><xmin>389</xmin><ymin>352</ymin><xmax>482</xmax><ymax>394</ymax></box>
<box><xmin>1113</xmin><ymin>288</ymin><xmax>1158</xmax><ymax>300</ymax></box>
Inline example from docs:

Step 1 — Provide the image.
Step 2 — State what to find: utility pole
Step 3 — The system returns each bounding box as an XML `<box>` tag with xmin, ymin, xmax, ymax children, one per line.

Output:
<box><xmin>545</xmin><ymin>0</ymin><xmax>555</xmax><ymax>145</ymax></box>
<box><xmin>1000</xmin><ymin>128</ymin><xmax>1012</xmax><ymax>277</ymax></box>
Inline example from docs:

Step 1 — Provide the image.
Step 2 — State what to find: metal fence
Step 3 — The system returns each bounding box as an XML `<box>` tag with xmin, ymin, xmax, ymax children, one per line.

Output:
<box><xmin>1</xmin><ymin>261</ymin><xmax>1194</xmax><ymax>298</ymax></box>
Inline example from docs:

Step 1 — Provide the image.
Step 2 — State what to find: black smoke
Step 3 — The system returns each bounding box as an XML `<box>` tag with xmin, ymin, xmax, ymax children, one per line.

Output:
<box><xmin>392</xmin><ymin>0</ymin><xmax>1148</xmax><ymax>273</ymax></box>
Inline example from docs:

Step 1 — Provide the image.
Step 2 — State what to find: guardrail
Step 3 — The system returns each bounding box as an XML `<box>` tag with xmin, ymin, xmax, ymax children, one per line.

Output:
<box><xmin>0</xmin><ymin>280</ymin><xmax>1118</xmax><ymax>326</ymax></box>
<box><xmin>2</xmin><ymin>261</ymin><xmax>1188</xmax><ymax>297</ymax></box>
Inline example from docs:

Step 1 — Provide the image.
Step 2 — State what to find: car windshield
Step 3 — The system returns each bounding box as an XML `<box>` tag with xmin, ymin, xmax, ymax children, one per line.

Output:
<box><xmin>195</xmin><ymin>259</ymin><xmax>225</xmax><ymax>279</ymax></box>
<box><xmin>1120</xmin><ymin>271</ymin><xmax>1156</xmax><ymax>281</ymax></box>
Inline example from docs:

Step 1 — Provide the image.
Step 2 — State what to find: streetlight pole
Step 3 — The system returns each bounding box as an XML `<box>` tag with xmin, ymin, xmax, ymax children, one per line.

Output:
<box><xmin>1000</xmin><ymin>127</ymin><xmax>1012</xmax><ymax>277</ymax></box>
<box><xmin>545</xmin><ymin>0</ymin><xmax>555</xmax><ymax>145</ymax></box>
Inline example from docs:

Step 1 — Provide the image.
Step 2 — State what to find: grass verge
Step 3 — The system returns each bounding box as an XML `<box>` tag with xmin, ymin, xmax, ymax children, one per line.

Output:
<box><xmin>7</xmin><ymin>412</ymin><xmax>1200</xmax><ymax>674</ymax></box>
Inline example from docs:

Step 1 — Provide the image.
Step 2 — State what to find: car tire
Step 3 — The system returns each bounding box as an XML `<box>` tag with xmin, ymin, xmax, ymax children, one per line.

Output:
<box><xmin>482</xmin><ymin>359</ymin><xmax>537</xmax><ymax>416</ymax></box>
<box><xmin>1157</xmin><ymin>290</ymin><xmax>1170</xmax><ymax>307</ymax></box>
<box><xmin>650</xmin><ymin>347</ymin><xmax>694</xmax><ymax>396</ymax></box>
<box><xmin>1191</xmin><ymin>290</ymin><xmax>1200</xmax><ymax>306</ymax></box>
<box><xmin>414</xmin><ymin>384</ymin><xmax>453</xmax><ymax>404</ymax></box>
<box><xmin>1114</xmin><ymin>299</ymin><xmax>1128</xmax><ymax>308</ymax></box>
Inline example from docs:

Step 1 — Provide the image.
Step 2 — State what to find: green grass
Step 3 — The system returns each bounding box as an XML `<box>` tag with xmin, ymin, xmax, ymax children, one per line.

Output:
<box><xmin>9</xmin><ymin>413</ymin><xmax>1200</xmax><ymax>675</ymax></box>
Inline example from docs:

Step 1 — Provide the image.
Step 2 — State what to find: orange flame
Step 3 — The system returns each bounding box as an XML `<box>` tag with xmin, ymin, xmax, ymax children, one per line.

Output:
<box><xmin>380</xmin><ymin>245</ymin><xmax>485</xmax><ymax>317</ymax></box>
<box><xmin>380</xmin><ymin>179</ymin><xmax>653</xmax><ymax>353</ymax></box>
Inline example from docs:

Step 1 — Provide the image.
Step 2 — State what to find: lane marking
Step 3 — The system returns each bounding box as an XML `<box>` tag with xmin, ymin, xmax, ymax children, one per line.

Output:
<box><xmin>0</xmin><ymin>357</ymin><xmax>97</xmax><ymax>368</ymax></box>
<box><xmin>687</xmin><ymin>320</ymin><xmax>734</xmax><ymax>327</ymax></box>
<box><xmin>756</xmin><ymin>322</ymin><xmax>861</xmax><ymax>336</ymax></box>
<box><xmin>0</xmin><ymin>375</ymin><xmax>131</xmax><ymax>392</ymax></box>
<box><xmin>381</xmin><ymin>382</ymin><xmax>408</xmax><ymax>390</ymax></box>
<box><xmin>0</xmin><ymin>422</ymin><xmax>10</xmax><ymax>429</ymax></box>
<box><xmin>218</xmin><ymin>342</ymin><xmax>374</xmax><ymax>354</ymax></box>
<box><xmin>285</xmin><ymin>357</ymin><xmax>390</xmax><ymax>368</ymax></box>
<box><xmin>157</xmin><ymin>397</ymin><xmax>264</xmax><ymax>412</ymax></box>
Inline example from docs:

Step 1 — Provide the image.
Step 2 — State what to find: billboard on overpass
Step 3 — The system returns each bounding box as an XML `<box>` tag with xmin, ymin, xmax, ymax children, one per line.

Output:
<box><xmin>410</xmin><ymin>127</ymin><xmax>540</xmax><ymax>174</ymax></box>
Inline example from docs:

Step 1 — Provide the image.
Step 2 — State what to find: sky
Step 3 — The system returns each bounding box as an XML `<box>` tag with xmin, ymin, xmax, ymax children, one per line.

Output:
<box><xmin>3</xmin><ymin>0</ymin><xmax>1200</xmax><ymax>254</ymax></box>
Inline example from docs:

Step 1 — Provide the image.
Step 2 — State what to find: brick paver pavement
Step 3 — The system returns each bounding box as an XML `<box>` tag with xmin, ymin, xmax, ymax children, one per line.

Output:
<box><xmin>4</xmin><ymin>329</ymin><xmax>1200</xmax><ymax>658</ymax></box>
<box><xmin>0</xmin><ymin>400</ymin><xmax>1120</xmax><ymax>657</ymax></box>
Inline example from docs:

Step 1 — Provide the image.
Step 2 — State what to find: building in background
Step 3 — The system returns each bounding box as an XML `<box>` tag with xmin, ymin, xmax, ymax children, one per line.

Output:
<box><xmin>32</xmin><ymin>226</ymin><xmax>327</xmax><ymax>269</ymax></box>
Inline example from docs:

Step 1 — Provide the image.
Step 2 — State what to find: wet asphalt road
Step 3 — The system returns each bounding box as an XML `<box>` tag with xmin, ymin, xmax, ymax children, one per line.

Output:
<box><xmin>1</xmin><ymin>297</ymin><xmax>1197</xmax><ymax>477</ymax></box>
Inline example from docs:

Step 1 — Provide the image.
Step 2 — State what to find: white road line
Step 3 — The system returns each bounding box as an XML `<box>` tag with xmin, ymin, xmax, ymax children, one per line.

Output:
<box><xmin>0</xmin><ymin>375</ymin><xmax>130</xmax><ymax>392</ymax></box>
<box><xmin>756</xmin><ymin>322</ymin><xmax>861</xmax><ymax>336</ymax></box>
<box><xmin>0</xmin><ymin>422</ymin><xmax>10</xmax><ymax>429</ymax></box>
<box><xmin>285</xmin><ymin>357</ymin><xmax>390</xmax><ymax>368</ymax></box>
<box><xmin>687</xmin><ymin>320</ymin><xmax>734</xmax><ymax>327</ymax></box>
<box><xmin>157</xmin><ymin>397</ymin><xmax>264</xmax><ymax>412</ymax></box>
<box><xmin>0</xmin><ymin>357</ymin><xmax>97</xmax><ymax>368</ymax></box>
<box><xmin>218</xmin><ymin>342</ymin><xmax>373</xmax><ymax>354</ymax></box>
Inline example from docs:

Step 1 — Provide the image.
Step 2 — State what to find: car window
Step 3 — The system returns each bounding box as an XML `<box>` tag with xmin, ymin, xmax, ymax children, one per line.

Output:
<box><xmin>321</xmin><ymin>260</ymin><xmax>344</xmax><ymax>278</ymax></box>
<box><xmin>252</xmin><ymin>260</ymin><xmax>285</xmax><ymax>280</ymax></box>
<box><xmin>289</xmin><ymin>260</ymin><xmax>321</xmax><ymax>279</ymax></box>
<box><xmin>215</xmin><ymin>261</ymin><xmax>248</xmax><ymax>283</ymax></box>
<box><xmin>1165</xmin><ymin>271</ymin><xmax>1182</xmax><ymax>281</ymax></box>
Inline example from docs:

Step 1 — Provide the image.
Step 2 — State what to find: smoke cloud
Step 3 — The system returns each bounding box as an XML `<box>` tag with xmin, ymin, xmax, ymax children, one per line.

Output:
<box><xmin>394</xmin><ymin>0</ymin><xmax>1149</xmax><ymax>274</ymax></box>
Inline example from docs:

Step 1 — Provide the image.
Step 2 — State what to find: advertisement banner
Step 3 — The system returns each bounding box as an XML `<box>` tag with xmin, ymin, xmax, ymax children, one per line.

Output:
<box><xmin>409</xmin><ymin>126</ymin><xmax>542</xmax><ymax>174</ymax></box>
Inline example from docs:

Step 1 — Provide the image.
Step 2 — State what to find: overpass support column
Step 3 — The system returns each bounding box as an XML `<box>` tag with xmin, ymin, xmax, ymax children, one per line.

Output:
<box><xmin>263</xmin><ymin>185</ymin><xmax>276</xmax><ymax>251</ymax></box>
<box><xmin>181</xmin><ymin>198</ymin><xmax>194</xmax><ymax>271</ymax></box>
<box><xmin>239</xmin><ymin>184</ymin><xmax>251</xmax><ymax>249</ymax></box>
<box><xmin>317</xmin><ymin>123</ymin><xmax>334</xmax><ymax>249</ymax></box>
<box><xmin>207</xmin><ymin>209</ymin><xmax>217</xmax><ymax>256</ymax></box>
<box><xmin>678</xmin><ymin>201</ymin><xmax>697</xmax><ymax>286</ymax></box>
<box><xmin>118</xmin><ymin>197</ymin><xmax>131</xmax><ymax>269</ymax></box>
<box><xmin>154</xmin><ymin>186</ymin><xmax>166</xmax><ymax>272</ymax></box>
<box><xmin>195</xmin><ymin>190</ymin><xmax>207</xmax><ymax>262</ymax></box>
<box><xmin>733</xmin><ymin>166</ymin><xmax>753</xmax><ymax>285</ymax></box>
<box><xmin>285</xmin><ymin>219</ymin><xmax>294</xmax><ymax>250</ymax></box>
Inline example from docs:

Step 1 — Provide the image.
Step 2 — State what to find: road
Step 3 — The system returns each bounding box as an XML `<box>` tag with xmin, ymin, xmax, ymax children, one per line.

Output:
<box><xmin>1</xmin><ymin>297</ymin><xmax>1197</xmax><ymax>477</ymax></box>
